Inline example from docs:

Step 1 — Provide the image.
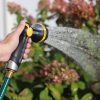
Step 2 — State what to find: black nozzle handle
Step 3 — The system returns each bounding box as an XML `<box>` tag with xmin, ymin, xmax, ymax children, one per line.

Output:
<box><xmin>7</xmin><ymin>29</ymin><xmax>28</xmax><ymax>71</ymax></box>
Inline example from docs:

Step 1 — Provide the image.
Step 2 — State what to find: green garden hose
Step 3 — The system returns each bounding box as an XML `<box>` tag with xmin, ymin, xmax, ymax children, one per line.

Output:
<box><xmin>0</xmin><ymin>70</ymin><xmax>14</xmax><ymax>100</ymax></box>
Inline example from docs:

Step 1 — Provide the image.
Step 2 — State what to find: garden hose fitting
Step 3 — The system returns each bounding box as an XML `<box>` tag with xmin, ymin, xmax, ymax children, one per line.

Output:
<box><xmin>5</xmin><ymin>70</ymin><xmax>14</xmax><ymax>78</ymax></box>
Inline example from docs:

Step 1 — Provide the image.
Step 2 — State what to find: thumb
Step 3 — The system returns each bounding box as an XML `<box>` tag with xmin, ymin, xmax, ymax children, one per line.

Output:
<box><xmin>15</xmin><ymin>20</ymin><xmax>26</xmax><ymax>36</ymax></box>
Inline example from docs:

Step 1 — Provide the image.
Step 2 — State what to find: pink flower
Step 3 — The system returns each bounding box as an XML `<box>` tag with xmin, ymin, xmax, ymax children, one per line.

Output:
<box><xmin>39</xmin><ymin>60</ymin><xmax>79</xmax><ymax>83</ymax></box>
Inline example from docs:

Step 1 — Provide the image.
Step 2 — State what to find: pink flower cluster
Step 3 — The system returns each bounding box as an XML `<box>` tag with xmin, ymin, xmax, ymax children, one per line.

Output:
<box><xmin>40</xmin><ymin>60</ymin><xmax>79</xmax><ymax>83</ymax></box>
<box><xmin>38</xmin><ymin>0</ymin><xmax>96</xmax><ymax>19</ymax></box>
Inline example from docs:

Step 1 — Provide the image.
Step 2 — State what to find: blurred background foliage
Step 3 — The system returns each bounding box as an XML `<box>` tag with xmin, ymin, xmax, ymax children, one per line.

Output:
<box><xmin>0</xmin><ymin>0</ymin><xmax>100</xmax><ymax>100</ymax></box>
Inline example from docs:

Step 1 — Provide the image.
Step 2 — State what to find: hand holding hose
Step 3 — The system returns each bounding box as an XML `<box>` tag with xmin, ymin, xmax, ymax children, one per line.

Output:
<box><xmin>0</xmin><ymin>21</ymin><xmax>48</xmax><ymax>100</ymax></box>
<box><xmin>0</xmin><ymin>20</ymin><xmax>31</xmax><ymax>62</ymax></box>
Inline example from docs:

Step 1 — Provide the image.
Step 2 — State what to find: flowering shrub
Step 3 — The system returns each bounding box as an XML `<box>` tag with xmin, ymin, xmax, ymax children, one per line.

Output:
<box><xmin>0</xmin><ymin>0</ymin><xmax>99</xmax><ymax>100</ymax></box>
<box><xmin>39</xmin><ymin>60</ymin><xmax>79</xmax><ymax>83</ymax></box>
<box><xmin>38</xmin><ymin>0</ymin><xmax>100</xmax><ymax>34</ymax></box>
<box><xmin>39</xmin><ymin>0</ymin><xmax>95</xmax><ymax>19</ymax></box>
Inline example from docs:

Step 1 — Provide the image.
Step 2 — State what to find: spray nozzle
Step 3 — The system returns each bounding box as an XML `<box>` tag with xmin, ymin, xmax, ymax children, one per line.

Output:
<box><xmin>25</xmin><ymin>23</ymin><xmax>48</xmax><ymax>43</ymax></box>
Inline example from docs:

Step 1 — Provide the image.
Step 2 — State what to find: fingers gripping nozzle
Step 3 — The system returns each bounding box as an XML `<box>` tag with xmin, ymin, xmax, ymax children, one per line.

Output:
<box><xmin>6</xmin><ymin>23</ymin><xmax>48</xmax><ymax>71</ymax></box>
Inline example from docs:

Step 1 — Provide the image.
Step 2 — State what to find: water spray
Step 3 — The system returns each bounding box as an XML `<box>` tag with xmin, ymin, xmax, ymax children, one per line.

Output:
<box><xmin>0</xmin><ymin>23</ymin><xmax>48</xmax><ymax>99</ymax></box>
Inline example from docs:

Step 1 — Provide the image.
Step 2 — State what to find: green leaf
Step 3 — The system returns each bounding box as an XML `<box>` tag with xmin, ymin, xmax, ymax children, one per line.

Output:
<box><xmin>48</xmin><ymin>84</ymin><xmax>61</xmax><ymax>100</ymax></box>
<box><xmin>83</xmin><ymin>71</ymin><xmax>92</xmax><ymax>82</ymax></box>
<box><xmin>90</xmin><ymin>82</ymin><xmax>100</xmax><ymax>94</ymax></box>
<box><xmin>6</xmin><ymin>92</ymin><xmax>18</xmax><ymax>100</ymax></box>
<box><xmin>40</xmin><ymin>88</ymin><xmax>52</xmax><ymax>100</ymax></box>
<box><xmin>95</xmin><ymin>5</ymin><xmax>100</xmax><ymax>16</ymax></box>
<box><xmin>54</xmin><ymin>83</ymin><xmax>66</xmax><ymax>94</ymax></box>
<box><xmin>87</xmin><ymin>18</ymin><xmax>95</xmax><ymax>26</ymax></box>
<box><xmin>74</xmin><ymin>94</ymin><xmax>79</xmax><ymax>100</ymax></box>
<box><xmin>78</xmin><ymin>81</ymin><xmax>86</xmax><ymax>90</ymax></box>
<box><xmin>71</xmin><ymin>83</ymin><xmax>78</xmax><ymax>94</ymax></box>
<box><xmin>81</xmin><ymin>93</ymin><xmax>93</xmax><ymax>100</ymax></box>
<box><xmin>19</xmin><ymin>88</ymin><xmax>33</xmax><ymax>99</ymax></box>
<box><xmin>82</xmin><ymin>26</ymin><xmax>89</xmax><ymax>32</ymax></box>
<box><xmin>41</xmin><ymin>9</ymin><xmax>48</xmax><ymax>20</ymax></box>
<box><xmin>54</xmin><ymin>52</ymin><xmax>64</xmax><ymax>62</ymax></box>
<box><xmin>34</xmin><ymin>84</ymin><xmax>44</xmax><ymax>88</ymax></box>
<box><xmin>10</xmin><ymin>80</ymin><xmax>19</xmax><ymax>92</ymax></box>
<box><xmin>31</xmin><ymin>44</ymin><xmax>44</xmax><ymax>61</ymax></box>
<box><xmin>16</xmin><ymin>13</ymin><xmax>23</xmax><ymax>24</ymax></box>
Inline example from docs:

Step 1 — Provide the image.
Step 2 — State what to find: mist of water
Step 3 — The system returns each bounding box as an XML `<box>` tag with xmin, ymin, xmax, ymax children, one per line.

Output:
<box><xmin>44</xmin><ymin>26</ymin><xmax>100</xmax><ymax>81</ymax></box>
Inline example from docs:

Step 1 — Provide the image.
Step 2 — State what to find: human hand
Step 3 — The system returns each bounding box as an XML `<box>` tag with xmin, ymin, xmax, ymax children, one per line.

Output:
<box><xmin>0</xmin><ymin>20</ymin><xmax>31</xmax><ymax>62</ymax></box>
